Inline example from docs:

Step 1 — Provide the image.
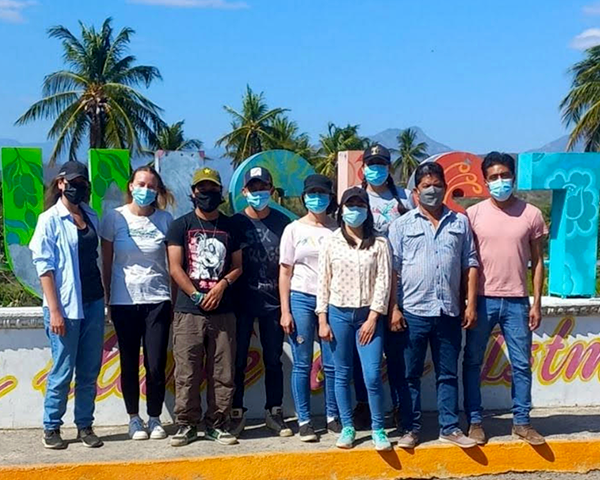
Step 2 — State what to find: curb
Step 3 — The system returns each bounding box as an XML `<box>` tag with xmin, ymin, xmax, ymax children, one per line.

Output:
<box><xmin>1</xmin><ymin>438</ymin><xmax>599</xmax><ymax>479</ymax></box>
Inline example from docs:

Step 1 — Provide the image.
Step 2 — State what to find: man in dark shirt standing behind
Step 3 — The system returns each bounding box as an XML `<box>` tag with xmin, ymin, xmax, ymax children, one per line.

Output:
<box><xmin>230</xmin><ymin>167</ymin><xmax>292</xmax><ymax>438</ymax></box>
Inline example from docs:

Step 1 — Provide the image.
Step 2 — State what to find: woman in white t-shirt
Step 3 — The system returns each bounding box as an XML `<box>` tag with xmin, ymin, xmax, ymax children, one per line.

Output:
<box><xmin>279</xmin><ymin>174</ymin><xmax>340</xmax><ymax>443</ymax></box>
<box><xmin>100</xmin><ymin>166</ymin><xmax>174</xmax><ymax>441</ymax></box>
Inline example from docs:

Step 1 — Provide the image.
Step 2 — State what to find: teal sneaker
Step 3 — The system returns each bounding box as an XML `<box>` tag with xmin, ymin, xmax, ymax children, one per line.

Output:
<box><xmin>336</xmin><ymin>426</ymin><xmax>356</xmax><ymax>449</ymax></box>
<box><xmin>372</xmin><ymin>428</ymin><xmax>392</xmax><ymax>451</ymax></box>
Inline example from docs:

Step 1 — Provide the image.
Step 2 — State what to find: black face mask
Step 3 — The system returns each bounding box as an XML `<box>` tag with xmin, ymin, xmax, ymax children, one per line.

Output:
<box><xmin>192</xmin><ymin>191</ymin><xmax>222</xmax><ymax>213</ymax></box>
<box><xmin>63</xmin><ymin>181</ymin><xmax>87</xmax><ymax>205</ymax></box>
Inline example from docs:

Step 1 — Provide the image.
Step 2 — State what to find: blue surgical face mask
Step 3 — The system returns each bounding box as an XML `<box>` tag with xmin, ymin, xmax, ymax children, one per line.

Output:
<box><xmin>246</xmin><ymin>190</ymin><xmax>271</xmax><ymax>211</ymax></box>
<box><xmin>132</xmin><ymin>186</ymin><xmax>157</xmax><ymax>207</ymax></box>
<box><xmin>363</xmin><ymin>164</ymin><xmax>389</xmax><ymax>187</ymax></box>
<box><xmin>304</xmin><ymin>193</ymin><xmax>331</xmax><ymax>214</ymax></box>
<box><xmin>488</xmin><ymin>178</ymin><xmax>514</xmax><ymax>202</ymax></box>
<box><xmin>342</xmin><ymin>206</ymin><xmax>368</xmax><ymax>227</ymax></box>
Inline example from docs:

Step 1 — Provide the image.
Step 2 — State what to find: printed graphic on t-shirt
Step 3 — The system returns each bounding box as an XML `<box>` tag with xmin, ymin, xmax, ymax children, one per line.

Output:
<box><xmin>128</xmin><ymin>226</ymin><xmax>161</xmax><ymax>240</ymax></box>
<box><xmin>372</xmin><ymin>202</ymin><xmax>399</xmax><ymax>233</ymax></box>
<box><xmin>186</xmin><ymin>229</ymin><xmax>228</xmax><ymax>291</ymax></box>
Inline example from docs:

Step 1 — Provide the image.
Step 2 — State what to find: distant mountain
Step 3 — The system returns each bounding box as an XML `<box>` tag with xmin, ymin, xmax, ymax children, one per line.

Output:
<box><xmin>526</xmin><ymin>134</ymin><xmax>585</xmax><ymax>153</ymax></box>
<box><xmin>367</xmin><ymin>126</ymin><xmax>453</xmax><ymax>156</ymax></box>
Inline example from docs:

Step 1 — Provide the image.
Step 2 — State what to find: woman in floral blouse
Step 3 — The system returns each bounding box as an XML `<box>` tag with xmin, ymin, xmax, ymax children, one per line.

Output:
<box><xmin>316</xmin><ymin>186</ymin><xmax>392</xmax><ymax>452</ymax></box>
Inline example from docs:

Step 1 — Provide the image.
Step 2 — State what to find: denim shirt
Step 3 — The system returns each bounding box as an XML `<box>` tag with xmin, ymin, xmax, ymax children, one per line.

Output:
<box><xmin>29</xmin><ymin>200</ymin><xmax>100</xmax><ymax>320</ymax></box>
<box><xmin>388</xmin><ymin>206</ymin><xmax>479</xmax><ymax>317</ymax></box>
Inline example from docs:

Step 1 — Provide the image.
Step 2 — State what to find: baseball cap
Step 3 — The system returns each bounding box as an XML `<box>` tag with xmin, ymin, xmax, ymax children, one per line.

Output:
<box><xmin>363</xmin><ymin>144</ymin><xmax>391</xmax><ymax>165</ymax></box>
<box><xmin>58</xmin><ymin>161</ymin><xmax>89</xmax><ymax>181</ymax></box>
<box><xmin>244</xmin><ymin>166</ymin><xmax>273</xmax><ymax>187</ymax></box>
<box><xmin>303</xmin><ymin>174</ymin><xmax>333</xmax><ymax>195</ymax></box>
<box><xmin>340</xmin><ymin>186</ymin><xmax>369</xmax><ymax>206</ymax></box>
<box><xmin>191</xmin><ymin>167</ymin><xmax>222</xmax><ymax>187</ymax></box>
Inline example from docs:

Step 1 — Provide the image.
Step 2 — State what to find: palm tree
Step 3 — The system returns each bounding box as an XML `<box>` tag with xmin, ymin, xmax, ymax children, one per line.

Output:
<box><xmin>560</xmin><ymin>45</ymin><xmax>600</xmax><ymax>151</ymax></box>
<box><xmin>394</xmin><ymin>128</ymin><xmax>428</xmax><ymax>184</ymax></box>
<box><xmin>265</xmin><ymin>115</ymin><xmax>316</xmax><ymax>160</ymax></box>
<box><xmin>314</xmin><ymin>122</ymin><xmax>368</xmax><ymax>178</ymax></box>
<box><xmin>15</xmin><ymin>18</ymin><xmax>164</xmax><ymax>165</ymax></box>
<box><xmin>151</xmin><ymin>120</ymin><xmax>203</xmax><ymax>151</ymax></box>
<box><xmin>216</xmin><ymin>85</ymin><xmax>288</xmax><ymax>167</ymax></box>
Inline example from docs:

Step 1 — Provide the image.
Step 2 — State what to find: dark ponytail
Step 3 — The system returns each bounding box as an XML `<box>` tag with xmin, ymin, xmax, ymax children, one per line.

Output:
<box><xmin>361</xmin><ymin>175</ymin><xmax>408</xmax><ymax>215</ymax></box>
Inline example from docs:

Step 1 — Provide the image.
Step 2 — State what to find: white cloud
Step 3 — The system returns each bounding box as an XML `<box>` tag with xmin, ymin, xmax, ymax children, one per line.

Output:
<box><xmin>584</xmin><ymin>3</ymin><xmax>600</xmax><ymax>15</ymax></box>
<box><xmin>128</xmin><ymin>0</ymin><xmax>248</xmax><ymax>9</ymax></box>
<box><xmin>0</xmin><ymin>0</ymin><xmax>37</xmax><ymax>23</ymax></box>
<box><xmin>571</xmin><ymin>28</ymin><xmax>600</xmax><ymax>50</ymax></box>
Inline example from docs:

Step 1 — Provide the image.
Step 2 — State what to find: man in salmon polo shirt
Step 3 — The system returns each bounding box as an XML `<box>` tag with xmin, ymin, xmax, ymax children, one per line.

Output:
<box><xmin>462</xmin><ymin>152</ymin><xmax>548</xmax><ymax>446</ymax></box>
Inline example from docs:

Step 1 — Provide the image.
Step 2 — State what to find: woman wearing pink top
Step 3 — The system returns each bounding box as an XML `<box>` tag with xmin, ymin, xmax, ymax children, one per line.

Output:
<box><xmin>279</xmin><ymin>174</ymin><xmax>340</xmax><ymax>442</ymax></box>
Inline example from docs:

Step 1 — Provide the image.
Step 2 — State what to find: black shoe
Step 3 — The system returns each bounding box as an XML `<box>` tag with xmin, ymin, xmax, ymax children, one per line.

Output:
<box><xmin>327</xmin><ymin>418</ymin><xmax>342</xmax><ymax>435</ymax></box>
<box><xmin>43</xmin><ymin>429</ymin><xmax>67</xmax><ymax>449</ymax></box>
<box><xmin>77</xmin><ymin>427</ymin><xmax>103</xmax><ymax>448</ymax></box>
<box><xmin>265</xmin><ymin>407</ymin><xmax>293</xmax><ymax>437</ymax></box>
<box><xmin>353</xmin><ymin>402</ymin><xmax>371</xmax><ymax>431</ymax></box>
<box><xmin>170</xmin><ymin>425</ymin><xmax>198</xmax><ymax>447</ymax></box>
<box><xmin>298</xmin><ymin>423</ymin><xmax>318</xmax><ymax>442</ymax></box>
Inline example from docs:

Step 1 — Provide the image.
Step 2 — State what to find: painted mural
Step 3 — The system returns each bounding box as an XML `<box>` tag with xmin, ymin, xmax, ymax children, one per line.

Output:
<box><xmin>2</xmin><ymin>314</ymin><xmax>600</xmax><ymax>427</ymax></box>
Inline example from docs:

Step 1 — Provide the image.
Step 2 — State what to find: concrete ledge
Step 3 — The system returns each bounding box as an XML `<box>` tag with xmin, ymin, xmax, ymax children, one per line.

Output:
<box><xmin>1</xmin><ymin>438</ymin><xmax>599</xmax><ymax>480</ymax></box>
<box><xmin>3</xmin><ymin>296</ymin><xmax>600</xmax><ymax>328</ymax></box>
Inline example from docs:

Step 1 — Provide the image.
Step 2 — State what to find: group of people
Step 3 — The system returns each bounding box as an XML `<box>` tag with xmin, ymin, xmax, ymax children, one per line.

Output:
<box><xmin>30</xmin><ymin>144</ymin><xmax>547</xmax><ymax>453</ymax></box>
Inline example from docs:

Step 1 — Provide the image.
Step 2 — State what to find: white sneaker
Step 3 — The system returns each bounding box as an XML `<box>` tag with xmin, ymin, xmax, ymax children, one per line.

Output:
<box><xmin>129</xmin><ymin>416</ymin><xmax>148</xmax><ymax>440</ymax></box>
<box><xmin>148</xmin><ymin>417</ymin><xmax>167</xmax><ymax>440</ymax></box>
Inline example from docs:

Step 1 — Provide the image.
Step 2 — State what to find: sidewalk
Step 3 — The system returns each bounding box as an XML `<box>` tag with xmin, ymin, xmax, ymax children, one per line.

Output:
<box><xmin>1</xmin><ymin>407</ymin><xmax>600</xmax><ymax>479</ymax></box>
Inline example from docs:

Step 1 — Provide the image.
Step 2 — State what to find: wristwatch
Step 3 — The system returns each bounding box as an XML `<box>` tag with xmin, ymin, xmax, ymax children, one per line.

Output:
<box><xmin>190</xmin><ymin>291</ymin><xmax>204</xmax><ymax>306</ymax></box>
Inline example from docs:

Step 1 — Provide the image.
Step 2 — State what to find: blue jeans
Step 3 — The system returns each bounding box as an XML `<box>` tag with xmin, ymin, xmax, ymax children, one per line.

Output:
<box><xmin>404</xmin><ymin>312</ymin><xmax>461</xmax><ymax>435</ymax></box>
<box><xmin>353</xmin><ymin>324</ymin><xmax>412</xmax><ymax>430</ymax></box>
<box><xmin>329</xmin><ymin>305</ymin><xmax>385</xmax><ymax>430</ymax></box>
<box><xmin>43</xmin><ymin>298</ymin><xmax>105</xmax><ymax>430</ymax></box>
<box><xmin>234</xmin><ymin>308</ymin><xmax>284</xmax><ymax>411</ymax></box>
<box><xmin>289</xmin><ymin>291</ymin><xmax>338</xmax><ymax>423</ymax></box>
<box><xmin>463</xmin><ymin>296</ymin><xmax>532</xmax><ymax>426</ymax></box>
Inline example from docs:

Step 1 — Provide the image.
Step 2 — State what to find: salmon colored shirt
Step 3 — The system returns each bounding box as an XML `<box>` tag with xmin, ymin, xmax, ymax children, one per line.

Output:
<box><xmin>466</xmin><ymin>198</ymin><xmax>548</xmax><ymax>298</ymax></box>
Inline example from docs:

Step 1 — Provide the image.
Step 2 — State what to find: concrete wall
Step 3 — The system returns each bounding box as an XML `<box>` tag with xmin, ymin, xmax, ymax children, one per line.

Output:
<box><xmin>2</xmin><ymin>299</ymin><xmax>600</xmax><ymax>428</ymax></box>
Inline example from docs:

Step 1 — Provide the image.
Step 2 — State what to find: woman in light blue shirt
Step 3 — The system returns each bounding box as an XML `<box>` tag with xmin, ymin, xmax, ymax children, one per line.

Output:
<box><xmin>29</xmin><ymin>161</ymin><xmax>105</xmax><ymax>450</ymax></box>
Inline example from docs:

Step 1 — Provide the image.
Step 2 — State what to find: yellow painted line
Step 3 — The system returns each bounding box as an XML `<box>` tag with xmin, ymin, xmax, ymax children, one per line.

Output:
<box><xmin>1</xmin><ymin>438</ymin><xmax>600</xmax><ymax>480</ymax></box>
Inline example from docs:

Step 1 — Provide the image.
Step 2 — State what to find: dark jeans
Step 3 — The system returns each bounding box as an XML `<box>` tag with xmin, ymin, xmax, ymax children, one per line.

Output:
<box><xmin>463</xmin><ymin>296</ymin><xmax>532</xmax><ymax>425</ymax></box>
<box><xmin>404</xmin><ymin>311</ymin><xmax>462</xmax><ymax>435</ymax></box>
<box><xmin>111</xmin><ymin>301</ymin><xmax>171</xmax><ymax>418</ymax></box>
<box><xmin>233</xmin><ymin>308</ymin><xmax>284</xmax><ymax>411</ymax></box>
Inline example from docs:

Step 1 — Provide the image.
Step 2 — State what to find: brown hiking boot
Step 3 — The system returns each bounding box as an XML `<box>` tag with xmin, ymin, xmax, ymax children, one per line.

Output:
<box><xmin>512</xmin><ymin>425</ymin><xmax>545</xmax><ymax>446</ymax></box>
<box><xmin>468</xmin><ymin>423</ymin><xmax>487</xmax><ymax>445</ymax></box>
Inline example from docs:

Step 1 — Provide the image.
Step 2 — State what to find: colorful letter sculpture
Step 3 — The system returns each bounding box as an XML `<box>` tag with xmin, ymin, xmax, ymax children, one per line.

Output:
<box><xmin>155</xmin><ymin>150</ymin><xmax>208</xmax><ymax>220</ymax></box>
<box><xmin>407</xmin><ymin>152</ymin><xmax>490</xmax><ymax>213</ymax></box>
<box><xmin>0</xmin><ymin>148</ymin><xmax>130</xmax><ymax>297</ymax></box>
<box><xmin>337</xmin><ymin>151</ymin><xmax>364</xmax><ymax>203</ymax></box>
<box><xmin>518</xmin><ymin>152</ymin><xmax>600</xmax><ymax>297</ymax></box>
<box><xmin>88</xmin><ymin>149</ymin><xmax>130</xmax><ymax>218</ymax></box>
<box><xmin>1</xmin><ymin>148</ymin><xmax>44</xmax><ymax>295</ymax></box>
<box><xmin>229</xmin><ymin>150</ymin><xmax>315</xmax><ymax>219</ymax></box>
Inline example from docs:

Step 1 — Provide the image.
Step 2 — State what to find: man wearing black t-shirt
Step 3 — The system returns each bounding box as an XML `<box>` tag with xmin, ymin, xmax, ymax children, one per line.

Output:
<box><xmin>230</xmin><ymin>167</ymin><xmax>292</xmax><ymax>438</ymax></box>
<box><xmin>166</xmin><ymin>167</ymin><xmax>242</xmax><ymax>447</ymax></box>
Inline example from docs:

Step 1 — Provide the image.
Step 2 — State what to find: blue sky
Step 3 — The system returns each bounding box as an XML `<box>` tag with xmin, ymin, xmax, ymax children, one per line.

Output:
<box><xmin>0</xmin><ymin>0</ymin><xmax>598</xmax><ymax>152</ymax></box>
